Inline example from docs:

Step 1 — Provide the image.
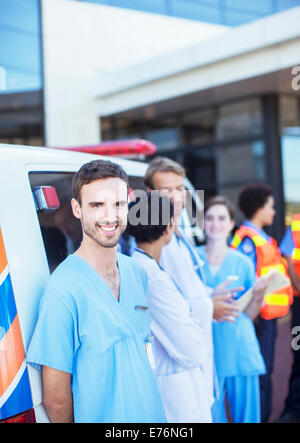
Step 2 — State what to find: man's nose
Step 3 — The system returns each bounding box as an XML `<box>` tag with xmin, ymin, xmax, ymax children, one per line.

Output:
<box><xmin>171</xmin><ymin>189</ymin><xmax>182</xmax><ymax>201</ymax></box>
<box><xmin>103</xmin><ymin>204</ymin><xmax>118</xmax><ymax>221</ymax></box>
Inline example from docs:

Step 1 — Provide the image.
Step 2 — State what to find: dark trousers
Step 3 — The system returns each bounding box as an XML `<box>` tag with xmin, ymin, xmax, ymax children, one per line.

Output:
<box><xmin>255</xmin><ymin>317</ymin><xmax>277</xmax><ymax>423</ymax></box>
<box><xmin>284</xmin><ymin>297</ymin><xmax>300</xmax><ymax>417</ymax></box>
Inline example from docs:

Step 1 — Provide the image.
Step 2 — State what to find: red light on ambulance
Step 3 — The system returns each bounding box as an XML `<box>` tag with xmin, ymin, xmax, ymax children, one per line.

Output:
<box><xmin>0</xmin><ymin>408</ymin><xmax>36</xmax><ymax>423</ymax></box>
<box><xmin>51</xmin><ymin>139</ymin><xmax>156</xmax><ymax>157</ymax></box>
<box><xmin>33</xmin><ymin>186</ymin><xmax>60</xmax><ymax>213</ymax></box>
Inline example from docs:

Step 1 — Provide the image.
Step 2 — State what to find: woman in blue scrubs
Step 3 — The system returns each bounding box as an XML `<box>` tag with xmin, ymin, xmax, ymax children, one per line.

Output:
<box><xmin>197</xmin><ymin>196</ymin><xmax>267</xmax><ymax>423</ymax></box>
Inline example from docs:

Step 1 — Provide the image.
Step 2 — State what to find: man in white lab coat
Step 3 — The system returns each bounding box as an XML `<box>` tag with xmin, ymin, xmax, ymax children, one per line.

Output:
<box><xmin>143</xmin><ymin>157</ymin><xmax>243</xmax><ymax>414</ymax></box>
<box><xmin>127</xmin><ymin>192</ymin><xmax>212</xmax><ymax>422</ymax></box>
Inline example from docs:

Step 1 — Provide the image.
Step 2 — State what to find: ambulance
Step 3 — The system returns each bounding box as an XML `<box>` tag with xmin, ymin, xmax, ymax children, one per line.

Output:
<box><xmin>0</xmin><ymin>141</ymin><xmax>203</xmax><ymax>423</ymax></box>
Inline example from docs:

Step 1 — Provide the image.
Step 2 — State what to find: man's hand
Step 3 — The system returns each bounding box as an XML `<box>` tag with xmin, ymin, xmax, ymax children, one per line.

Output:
<box><xmin>252</xmin><ymin>275</ymin><xmax>269</xmax><ymax>303</ymax></box>
<box><xmin>212</xmin><ymin>294</ymin><xmax>240</xmax><ymax>322</ymax></box>
<box><xmin>211</xmin><ymin>279</ymin><xmax>244</xmax><ymax>323</ymax></box>
<box><xmin>245</xmin><ymin>274</ymin><xmax>273</xmax><ymax>321</ymax></box>
<box><xmin>286</xmin><ymin>256</ymin><xmax>300</xmax><ymax>294</ymax></box>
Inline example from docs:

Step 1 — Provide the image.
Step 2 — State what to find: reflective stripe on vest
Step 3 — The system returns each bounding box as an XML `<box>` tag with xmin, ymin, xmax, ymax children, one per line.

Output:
<box><xmin>260</xmin><ymin>263</ymin><xmax>286</xmax><ymax>277</ymax></box>
<box><xmin>291</xmin><ymin>214</ymin><xmax>300</xmax><ymax>296</ymax></box>
<box><xmin>291</xmin><ymin>215</ymin><xmax>300</xmax><ymax>262</ymax></box>
<box><xmin>292</xmin><ymin>248</ymin><xmax>300</xmax><ymax>262</ymax></box>
<box><xmin>231</xmin><ymin>225</ymin><xmax>292</xmax><ymax>320</ymax></box>
<box><xmin>264</xmin><ymin>293</ymin><xmax>290</xmax><ymax>306</ymax></box>
<box><xmin>291</xmin><ymin>218</ymin><xmax>300</xmax><ymax>233</ymax></box>
<box><xmin>231</xmin><ymin>230</ymin><xmax>268</xmax><ymax>249</ymax></box>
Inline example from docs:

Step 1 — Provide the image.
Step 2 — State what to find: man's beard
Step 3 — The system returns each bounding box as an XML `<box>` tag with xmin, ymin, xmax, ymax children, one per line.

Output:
<box><xmin>82</xmin><ymin>219</ymin><xmax>127</xmax><ymax>249</ymax></box>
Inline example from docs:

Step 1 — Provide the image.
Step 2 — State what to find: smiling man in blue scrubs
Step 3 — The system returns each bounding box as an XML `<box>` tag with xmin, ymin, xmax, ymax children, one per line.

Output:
<box><xmin>27</xmin><ymin>159</ymin><xmax>166</xmax><ymax>423</ymax></box>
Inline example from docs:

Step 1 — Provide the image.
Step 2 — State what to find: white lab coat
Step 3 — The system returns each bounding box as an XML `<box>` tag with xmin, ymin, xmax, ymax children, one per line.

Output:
<box><xmin>132</xmin><ymin>249</ymin><xmax>212</xmax><ymax>423</ymax></box>
<box><xmin>160</xmin><ymin>232</ymin><xmax>215</xmax><ymax>408</ymax></box>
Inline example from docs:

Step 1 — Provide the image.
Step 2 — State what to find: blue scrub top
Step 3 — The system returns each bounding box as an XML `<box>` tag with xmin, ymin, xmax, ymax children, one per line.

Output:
<box><xmin>280</xmin><ymin>227</ymin><xmax>294</xmax><ymax>257</ymax></box>
<box><xmin>26</xmin><ymin>253</ymin><xmax>166</xmax><ymax>423</ymax></box>
<box><xmin>197</xmin><ymin>247</ymin><xmax>266</xmax><ymax>378</ymax></box>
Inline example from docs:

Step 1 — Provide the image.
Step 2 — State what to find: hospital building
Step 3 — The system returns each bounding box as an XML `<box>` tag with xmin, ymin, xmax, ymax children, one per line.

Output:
<box><xmin>1</xmin><ymin>0</ymin><xmax>300</xmax><ymax>240</ymax></box>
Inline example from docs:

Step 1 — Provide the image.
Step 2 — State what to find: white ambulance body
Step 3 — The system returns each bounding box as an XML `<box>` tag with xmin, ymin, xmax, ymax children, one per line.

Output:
<box><xmin>0</xmin><ymin>144</ymin><xmax>203</xmax><ymax>423</ymax></box>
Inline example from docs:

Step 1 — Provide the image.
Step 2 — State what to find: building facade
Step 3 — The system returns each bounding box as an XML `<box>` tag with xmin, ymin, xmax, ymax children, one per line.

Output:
<box><xmin>1</xmin><ymin>0</ymin><xmax>300</xmax><ymax>240</ymax></box>
<box><xmin>0</xmin><ymin>0</ymin><xmax>44</xmax><ymax>146</ymax></box>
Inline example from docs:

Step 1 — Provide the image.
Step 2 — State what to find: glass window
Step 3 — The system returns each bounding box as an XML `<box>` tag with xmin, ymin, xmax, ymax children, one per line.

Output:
<box><xmin>0</xmin><ymin>66</ymin><xmax>42</xmax><ymax>93</ymax></box>
<box><xmin>0</xmin><ymin>90</ymin><xmax>43</xmax><ymax>143</ymax></box>
<box><xmin>216</xmin><ymin>99</ymin><xmax>263</xmax><ymax>140</ymax></box>
<box><xmin>171</xmin><ymin>0</ymin><xmax>222</xmax><ymax>23</ymax></box>
<box><xmin>225</xmin><ymin>9</ymin><xmax>263</xmax><ymax>25</ymax></box>
<box><xmin>0</xmin><ymin>0</ymin><xmax>43</xmax><ymax>146</ymax></box>
<box><xmin>145</xmin><ymin>124</ymin><xmax>179</xmax><ymax>151</ymax></box>
<box><xmin>184</xmin><ymin>146</ymin><xmax>216</xmax><ymax>191</ymax></box>
<box><xmin>81</xmin><ymin>0</ymin><xmax>300</xmax><ymax>22</ymax></box>
<box><xmin>277</xmin><ymin>0</ymin><xmax>300</xmax><ymax>11</ymax></box>
<box><xmin>101</xmin><ymin>118</ymin><xmax>114</xmax><ymax>141</ymax></box>
<box><xmin>29</xmin><ymin>173</ymin><xmax>82</xmax><ymax>273</ymax></box>
<box><xmin>87</xmin><ymin>0</ymin><xmax>168</xmax><ymax>14</ymax></box>
<box><xmin>84</xmin><ymin>0</ymin><xmax>108</xmax><ymax>4</ymax></box>
<box><xmin>224</xmin><ymin>0</ymin><xmax>274</xmax><ymax>14</ymax></box>
<box><xmin>0</xmin><ymin>27</ymin><xmax>41</xmax><ymax>73</ymax></box>
<box><xmin>182</xmin><ymin>108</ymin><xmax>215</xmax><ymax>146</ymax></box>
<box><xmin>0</xmin><ymin>0</ymin><xmax>40</xmax><ymax>34</ymax></box>
<box><xmin>280</xmin><ymin>96</ymin><xmax>300</xmax><ymax>130</ymax></box>
<box><xmin>217</xmin><ymin>140</ymin><xmax>265</xmax><ymax>185</ymax></box>
<box><xmin>108</xmin><ymin>117</ymin><xmax>144</xmax><ymax>140</ymax></box>
<box><xmin>281</xmin><ymin>135</ymin><xmax>300</xmax><ymax>224</ymax></box>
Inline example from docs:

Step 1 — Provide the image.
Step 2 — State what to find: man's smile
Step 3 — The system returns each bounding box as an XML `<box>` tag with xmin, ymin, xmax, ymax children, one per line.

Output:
<box><xmin>97</xmin><ymin>224</ymin><xmax>120</xmax><ymax>235</ymax></box>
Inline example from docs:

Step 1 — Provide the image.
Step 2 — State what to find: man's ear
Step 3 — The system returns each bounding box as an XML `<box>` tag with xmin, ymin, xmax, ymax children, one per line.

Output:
<box><xmin>164</xmin><ymin>222</ymin><xmax>174</xmax><ymax>237</ymax></box>
<box><xmin>71</xmin><ymin>198</ymin><xmax>82</xmax><ymax>220</ymax></box>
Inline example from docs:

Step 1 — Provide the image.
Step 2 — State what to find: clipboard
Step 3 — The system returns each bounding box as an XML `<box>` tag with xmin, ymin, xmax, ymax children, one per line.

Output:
<box><xmin>235</xmin><ymin>268</ymin><xmax>291</xmax><ymax>312</ymax></box>
<box><xmin>235</xmin><ymin>287</ymin><xmax>254</xmax><ymax>312</ymax></box>
<box><xmin>263</xmin><ymin>268</ymin><xmax>291</xmax><ymax>293</ymax></box>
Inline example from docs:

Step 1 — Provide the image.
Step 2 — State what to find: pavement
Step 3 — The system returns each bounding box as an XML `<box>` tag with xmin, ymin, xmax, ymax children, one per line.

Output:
<box><xmin>269</xmin><ymin>313</ymin><xmax>293</xmax><ymax>422</ymax></box>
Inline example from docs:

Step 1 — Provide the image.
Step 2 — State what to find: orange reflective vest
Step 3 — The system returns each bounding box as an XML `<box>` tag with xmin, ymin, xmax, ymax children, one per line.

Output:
<box><xmin>291</xmin><ymin>213</ymin><xmax>300</xmax><ymax>297</ymax></box>
<box><xmin>231</xmin><ymin>225</ymin><xmax>293</xmax><ymax>320</ymax></box>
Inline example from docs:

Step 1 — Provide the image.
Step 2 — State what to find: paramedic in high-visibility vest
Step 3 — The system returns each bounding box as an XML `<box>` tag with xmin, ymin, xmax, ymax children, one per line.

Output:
<box><xmin>231</xmin><ymin>183</ymin><xmax>293</xmax><ymax>423</ymax></box>
<box><xmin>276</xmin><ymin>214</ymin><xmax>300</xmax><ymax>423</ymax></box>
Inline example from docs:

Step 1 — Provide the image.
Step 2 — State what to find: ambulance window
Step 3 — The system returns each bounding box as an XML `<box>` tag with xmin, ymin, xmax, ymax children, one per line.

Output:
<box><xmin>29</xmin><ymin>172</ymin><xmax>146</xmax><ymax>272</ymax></box>
<box><xmin>128</xmin><ymin>176</ymin><xmax>146</xmax><ymax>193</ymax></box>
<box><xmin>29</xmin><ymin>172</ymin><xmax>81</xmax><ymax>273</ymax></box>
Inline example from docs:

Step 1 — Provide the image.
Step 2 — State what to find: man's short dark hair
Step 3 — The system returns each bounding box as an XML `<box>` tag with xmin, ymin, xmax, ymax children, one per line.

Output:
<box><xmin>126</xmin><ymin>192</ymin><xmax>174</xmax><ymax>244</ymax></box>
<box><xmin>72</xmin><ymin>159</ymin><xmax>129</xmax><ymax>205</ymax></box>
<box><xmin>238</xmin><ymin>183</ymin><xmax>273</xmax><ymax>219</ymax></box>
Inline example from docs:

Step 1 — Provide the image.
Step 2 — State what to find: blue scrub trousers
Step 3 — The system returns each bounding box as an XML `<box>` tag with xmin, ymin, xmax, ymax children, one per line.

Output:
<box><xmin>212</xmin><ymin>375</ymin><xmax>261</xmax><ymax>423</ymax></box>
<box><xmin>255</xmin><ymin>317</ymin><xmax>277</xmax><ymax>423</ymax></box>
<box><xmin>283</xmin><ymin>297</ymin><xmax>300</xmax><ymax>417</ymax></box>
